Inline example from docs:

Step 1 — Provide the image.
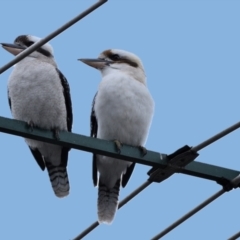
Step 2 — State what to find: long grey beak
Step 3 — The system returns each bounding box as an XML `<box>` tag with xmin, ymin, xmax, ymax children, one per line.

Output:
<box><xmin>1</xmin><ymin>43</ymin><xmax>26</xmax><ymax>56</ymax></box>
<box><xmin>78</xmin><ymin>58</ymin><xmax>113</xmax><ymax>69</ymax></box>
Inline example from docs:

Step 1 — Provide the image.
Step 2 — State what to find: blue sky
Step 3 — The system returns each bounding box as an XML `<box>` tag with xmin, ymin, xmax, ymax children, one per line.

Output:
<box><xmin>0</xmin><ymin>0</ymin><xmax>240</xmax><ymax>239</ymax></box>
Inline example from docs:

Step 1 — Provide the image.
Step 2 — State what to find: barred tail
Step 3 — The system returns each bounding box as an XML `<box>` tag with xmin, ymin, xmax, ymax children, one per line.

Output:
<box><xmin>46</xmin><ymin>163</ymin><xmax>69</xmax><ymax>198</ymax></box>
<box><xmin>97</xmin><ymin>179</ymin><xmax>120</xmax><ymax>224</ymax></box>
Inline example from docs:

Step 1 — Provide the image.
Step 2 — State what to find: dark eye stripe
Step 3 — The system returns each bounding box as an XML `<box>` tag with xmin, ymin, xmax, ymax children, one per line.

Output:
<box><xmin>109</xmin><ymin>54</ymin><xmax>120</xmax><ymax>61</ymax></box>
<box><xmin>24</xmin><ymin>41</ymin><xmax>34</xmax><ymax>47</ymax></box>
<box><xmin>118</xmin><ymin>59</ymin><xmax>138</xmax><ymax>68</ymax></box>
<box><xmin>25</xmin><ymin>41</ymin><xmax>52</xmax><ymax>57</ymax></box>
<box><xmin>37</xmin><ymin>48</ymin><xmax>52</xmax><ymax>57</ymax></box>
<box><xmin>14</xmin><ymin>35</ymin><xmax>52</xmax><ymax>57</ymax></box>
<box><xmin>103</xmin><ymin>49</ymin><xmax>138</xmax><ymax>68</ymax></box>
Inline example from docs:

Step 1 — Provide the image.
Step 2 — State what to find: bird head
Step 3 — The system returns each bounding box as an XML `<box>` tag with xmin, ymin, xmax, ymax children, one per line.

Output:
<box><xmin>79</xmin><ymin>49</ymin><xmax>146</xmax><ymax>85</ymax></box>
<box><xmin>1</xmin><ymin>35</ymin><xmax>54</xmax><ymax>59</ymax></box>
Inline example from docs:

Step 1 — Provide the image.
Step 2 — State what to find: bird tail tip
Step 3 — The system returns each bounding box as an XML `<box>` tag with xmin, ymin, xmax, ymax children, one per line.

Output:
<box><xmin>97</xmin><ymin>179</ymin><xmax>120</xmax><ymax>224</ymax></box>
<box><xmin>46</xmin><ymin>163</ymin><xmax>70</xmax><ymax>198</ymax></box>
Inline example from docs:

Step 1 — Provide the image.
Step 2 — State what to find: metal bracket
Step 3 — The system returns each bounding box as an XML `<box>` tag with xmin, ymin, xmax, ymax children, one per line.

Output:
<box><xmin>148</xmin><ymin>145</ymin><xmax>199</xmax><ymax>183</ymax></box>
<box><xmin>217</xmin><ymin>174</ymin><xmax>240</xmax><ymax>191</ymax></box>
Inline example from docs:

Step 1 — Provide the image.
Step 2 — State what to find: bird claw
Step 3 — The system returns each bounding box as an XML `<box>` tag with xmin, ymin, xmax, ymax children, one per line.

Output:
<box><xmin>114</xmin><ymin>140</ymin><xmax>122</xmax><ymax>154</ymax></box>
<box><xmin>53</xmin><ymin>128</ymin><xmax>60</xmax><ymax>140</ymax></box>
<box><xmin>139</xmin><ymin>146</ymin><xmax>147</xmax><ymax>156</ymax></box>
<box><xmin>27</xmin><ymin>120</ymin><xmax>34</xmax><ymax>132</ymax></box>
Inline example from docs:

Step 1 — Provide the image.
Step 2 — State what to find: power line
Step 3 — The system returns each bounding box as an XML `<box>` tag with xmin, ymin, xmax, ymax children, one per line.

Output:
<box><xmin>150</xmin><ymin>174</ymin><xmax>240</xmax><ymax>239</ymax></box>
<box><xmin>0</xmin><ymin>113</ymin><xmax>239</xmax><ymax>240</ymax></box>
<box><xmin>73</xmin><ymin>181</ymin><xmax>151</xmax><ymax>240</ymax></box>
<box><xmin>228</xmin><ymin>231</ymin><xmax>240</xmax><ymax>240</ymax></box>
<box><xmin>151</xmin><ymin>188</ymin><xmax>225</xmax><ymax>240</ymax></box>
<box><xmin>0</xmin><ymin>115</ymin><xmax>239</xmax><ymax>240</ymax></box>
<box><xmin>147</xmin><ymin>121</ymin><xmax>240</xmax><ymax>185</ymax></box>
<box><xmin>191</xmin><ymin>121</ymin><xmax>240</xmax><ymax>152</ymax></box>
<box><xmin>118</xmin><ymin>180</ymin><xmax>151</xmax><ymax>208</ymax></box>
<box><xmin>0</xmin><ymin>2</ymin><xmax>239</xmax><ymax>239</ymax></box>
<box><xmin>72</xmin><ymin>122</ymin><xmax>240</xmax><ymax>239</ymax></box>
<box><xmin>0</xmin><ymin>0</ymin><xmax>107</xmax><ymax>74</ymax></box>
<box><xmin>0</xmin><ymin>116</ymin><xmax>239</xmax><ymax>183</ymax></box>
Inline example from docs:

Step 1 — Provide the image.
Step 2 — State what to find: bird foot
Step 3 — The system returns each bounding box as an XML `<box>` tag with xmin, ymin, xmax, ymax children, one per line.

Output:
<box><xmin>27</xmin><ymin>120</ymin><xmax>34</xmax><ymax>132</ymax></box>
<box><xmin>114</xmin><ymin>139</ymin><xmax>122</xmax><ymax>154</ymax></box>
<box><xmin>139</xmin><ymin>146</ymin><xmax>147</xmax><ymax>156</ymax></box>
<box><xmin>53</xmin><ymin>128</ymin><xmax>60</xmax><ymax>140</ymax></box>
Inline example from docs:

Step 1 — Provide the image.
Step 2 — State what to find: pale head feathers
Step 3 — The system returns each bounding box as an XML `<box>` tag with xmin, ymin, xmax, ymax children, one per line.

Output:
<box><xmin>100</xmin><ymin>49</ymin><xmax>144</xmax><ymax>70</ymax></box>
<box><xmin>14</xmin><ymin>35</ymin><xmax>54</xmax><ymax>57</ymax></box>
<box><xmin>99</xmin><ymin>49</ymin><xmax>146</xmax><ymax>85</ymax></box>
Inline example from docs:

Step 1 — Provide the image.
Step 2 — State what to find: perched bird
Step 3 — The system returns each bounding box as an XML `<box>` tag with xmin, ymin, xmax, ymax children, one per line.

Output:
<box><xmin>1</xmin><ymin>35</ymin><xmax>73</xmax><ymax>198</ymax></box>
<box><xmin>79</xmin><ymin>49</ymin><xmax>154</xmax><ymax>224</ymax></box>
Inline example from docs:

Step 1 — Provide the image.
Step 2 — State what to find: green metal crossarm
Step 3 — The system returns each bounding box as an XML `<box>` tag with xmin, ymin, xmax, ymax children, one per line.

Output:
<box><xmin>0</xmin><ymin>116</ymin><xmax>239</xmax><ymax>185</ymax></box>
<box><xmin>182</xmin><ymin>161</ymin><xmax>240</xmax><ymax>182</ymax></box>
<box><xmin>0</xmin><ymin>116</ymin><xmax>164</xmax><ymax>166</ymax></box>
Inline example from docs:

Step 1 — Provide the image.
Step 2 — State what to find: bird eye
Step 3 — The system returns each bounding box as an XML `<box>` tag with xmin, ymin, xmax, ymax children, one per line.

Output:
<box><xmin>25</xmin><ymin>41</ymin><xmax>34</xmax><ymax>47</ymax></box>
<box><xmin>110</xmin><ymin>54</ymin><xmax>120</xmax><ymax>61</ymax></box>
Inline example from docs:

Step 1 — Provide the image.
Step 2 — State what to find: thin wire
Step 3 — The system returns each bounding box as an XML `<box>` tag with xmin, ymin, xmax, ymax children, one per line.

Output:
<box><xmin>73</xmin><ymin>222</ymin><xmax>98</xmax><ymax>240</ymax></box>
<box><xmin>0</xmin><ymin>0</ymin><xmax>107</xmax><ymax>75</ymax></box>
<box><xmin>118</xmin><ymin>180</ymin><xmax>151</xmax><ymax>208</ymax></box>
<box><xmin>73</xmin><ymin>181</ymin><xmax>151</xmax><ymax>240</ymax></box>
<box><xmin>150</xmin><ymin>188</ymin><xmax>225</xmax><ymax>240</ymax></box>
<box><xmin>0</xmin><ymin>1</ymin><xmax>238</xmax><ymax>240</ymax></box>
<box><xmin>192</xmin><ymin>121</ymin><xmax>240</xmax><ymax>152</ymax></box>
<box><xmin>228</xmin><ymin>231</ymin><xmax>240</xmax><ymax>240</ymax></box>
<box><xmin>73</xmin><ymin>121</ymin><xmax>240</xmax><ymax>239</ymax></box>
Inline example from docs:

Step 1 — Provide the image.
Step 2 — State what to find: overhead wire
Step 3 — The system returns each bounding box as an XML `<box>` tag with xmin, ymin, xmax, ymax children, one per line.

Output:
<box><xmin>191</xmin><ymin>121</ymin><xmax>240</xmax><ymax>152</ymax></box>
<box><xmin>73</xmin><ymin>181</ymin><xmax>151</xmax><ymax>240</ymax></box>
<box><xmin>150</xmin><ymin>188</ymin><xmax>225</xmax><ymax>240</ymax></box>
<box><xmin>73</xmin><ymin>121</ymin><xmax>240</xmax><ymax>239</ymax></box>
<box><xmin>0</xmin><ymin>0</ymin><xmax>108</xmax><ymax>74</ymax></box>
<box><xmin>0</xmin><ymin>1</ymin><xmax>239</xmax><ymax>239</ymax></box>
<box><xmin>228</xmin><ymin>231</ymin><xmax>240</xmax><ymax>240</ymax></box>
<box><xmin>150</xmin><ymin>174</ymin><xmax>240</xmax><ymax>239</ymax></box>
